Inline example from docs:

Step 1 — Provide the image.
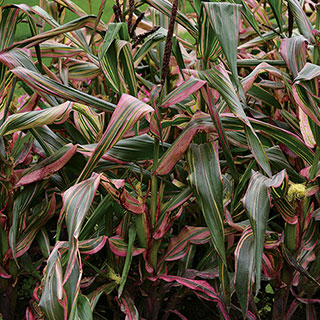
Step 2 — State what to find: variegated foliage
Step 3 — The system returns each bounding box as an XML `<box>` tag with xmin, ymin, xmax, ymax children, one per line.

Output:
<box><xmin>0</xmin><ymin>0</ymin><xmax>320</xmax><ymax>319</ymax></box>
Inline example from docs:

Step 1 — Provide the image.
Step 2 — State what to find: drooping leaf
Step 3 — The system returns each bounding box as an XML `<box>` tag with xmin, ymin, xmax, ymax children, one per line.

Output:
<box><xmin>162</xmin><ymin>226</ymin><xmax>210</xmax><ymax>261</ymax></box>
<box><xmin>234</xmin><ymin>227</ymin><xmax>255</xmax><ymax>319</ymax></box>
<box><xmin>77</xmin><ymin>94</ymin><xmax>153</xmax><ymax>182</ymax></box>
<box><xmin>243</xmin><ymin>170</ymin><xmax>286</xmax><ymax>295</ymax></box>
<box><xmin>39</xmin><ymin>244</ymin><xmax>67</xmax><ymax>320</ymax></box>
<box><xmin>184</xmin><ymin>66</ymin><xmax>272</xmax><ymax>177</ymax></box>
<box><xmin>286</xmin><ymin>0</ymin><xmax>314</xmax><ymax>41</ymax></box>
<box><xmin>15</xmin><ymin>144</ymin><xmax>77</xmax><ymax>187</ymax></box>
<box><xmin>161</xmin><ymin>77</ymin><xmax>206</xmax><ymax>108</ymax></box>
<box><xmin>187</xmin><ymin>142</ymin><xmax>227</xmax><ymax>265</ymax></box>
<box><xmin>203</xmin><ymin>2</ymin><xmax>242</xmax><ymax>95</ymax></box>
<box><xmin>0</xmin><ymin>101</ymin><xmax>73</xmax><ymax>136</ymax></box>
<box><xmin>10</xmin><ymin>66</ymin><xmax>115</xmax><ymax>112</ymax></box>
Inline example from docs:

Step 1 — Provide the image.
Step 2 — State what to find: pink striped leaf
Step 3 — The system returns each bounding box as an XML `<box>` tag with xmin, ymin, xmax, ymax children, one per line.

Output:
<box><xmin>243</xmin><ymin>170</ymin><xmax>286</xmax><ymax>295</ymax></box>
<box><xmin>77</xmin><ymin>94</ymin><xmax>153</xmax><ymax>182</ymax></box>
<box><xmin>280</xmin><ymin>36</ymin><xmax>308</xmax><ymax>78</ymax></box>
<box><xmin>155</xmin><ymin>111</ymin><xmax>214</xmax><ymax>175</ymax></box>
<box><xmin>5</xmin><ymin>15</ymin><xmax>97</xmax><ymax>51</ymax></box>
<box><xmin>118</xmin><ymin>292</ymin><xmax>139</xmax><ymax>320</ymax></box>
<box><xmin>61</xmin><ymin>173</ymin><xmax>100</xmax><ymax>286</ymax></box>
<box><xmin>187</xmin><ymin>142</ymin><xmax>227</xmax><ymax>265</ymax></box>
<box><xmin>162</xmin><ymin>226</ymin><xmax>210</xmax><ymax>262</ymax></box>
<box><xmin>184</xmin><ymin>66</ymin><xmax>271</xmax><ymax>177</ymax></box>
<box><xmin>108</xmin><ymin>236</ymin><xmax>145</xmax><ymax>257</ymax></box>
<box><xmin>15</xmin><ymin>144</ymin><xmax>77</xmax><ymax>187</ymax></box>
<box><xmin>10</xmin><ymin>66</ymin><xmax>115</xmax><ymax>112</ymax></box>
<box><xmin>161</xmin><ymin>77</ymin><xmax>206</xmax><ymax>108</ymax></box>
<box><xmin>13</xmin><ymin>193</ymin><xmax>56</xmax><ymax>260</ymax></box>
<box><xmin>63</xmin><ymin>173</ymin><xmax>101</xmax><ymax>241</ymax></box>
<box><xmin>0</xmin><ymin>101</ymin><xmax>73</xmax><ymax>136</ymax></box>
<box><xmin>78</xmin><ymin>236</ymin><xmax>108</xmax><ymax>255</ymax></box>
<box><xmin>73</xmin><ymin>103</ymin><xmax>104</xmax><ymax>144</ymax></box>
<box><xmin>39</xmin><ymin>244</ymin><xmax>68</xmax><ymax>320</ymax></box>
<box><xmin>299</xmin><ymin>107</ymin><xmax>316</xmax><ymax>148</ymax></box>
<box><xmin>155</xmin><ymin>275</ymin><xmax>220</xmax><ymax>302</ymax></box>
<box><xmin>30</xmin><ymin>43</ymin><xmax>83</xmax><ymax>58</ymax></box>
<box><xmin>234</xmin><ymin>227</ymin><xmax>255</xmax><ymax>319</ymax></box>
<box><xmin>287</xmin><ymin>0</ymin><xmax>314</xmax><ymax>42</ymax></box>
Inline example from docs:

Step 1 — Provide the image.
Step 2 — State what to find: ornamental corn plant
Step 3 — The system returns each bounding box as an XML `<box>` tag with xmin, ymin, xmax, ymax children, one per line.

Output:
<box><xmin>0</xmin><ymin>0</ymin><xmax>320</xmax><ymax>319</ymax></box>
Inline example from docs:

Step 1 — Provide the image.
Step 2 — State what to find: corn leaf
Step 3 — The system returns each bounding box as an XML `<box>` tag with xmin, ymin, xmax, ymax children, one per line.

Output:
<box><xmin>10</xmin><ymin>66</ymin><xmax>115</xmax><ymax>112</ymax></box>
<box><xmin>15</xmin><ymin>144</ymin><xmax>77</xmax><ymax>187</ymax></box>
<box><xmin>234</xmin><ymin>227</ymin><xmax>255</xmax><ymax>318</ymax></box>
<box><xmin>143</xmin><ymin>0</ymin><xmax>198</xmax><ymax>37</ymax></box>
<box><xmin>77</xmin><ymin>94</ymin><xmax>153</xmax><ymax>182</ymax></box>
<box><xmin>287</xmin><ymin>0</ymin><xmax>314</xmax><ymax>41</ymax></box>
<box><xmin>0</xmin><ymin>101</ymin><xmax>73</xmax><ymax>136</ymax></box>
<box><xmin>243</xmin><ymin>169</ymin><xmax>286</xmax><ymax>298</ymax></box>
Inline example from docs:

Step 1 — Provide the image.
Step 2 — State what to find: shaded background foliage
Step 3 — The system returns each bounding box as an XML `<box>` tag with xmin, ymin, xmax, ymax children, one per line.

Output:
<box><xmin>0</xmin><ymin>0</ymin><xmax>320</xmax><ymax>319</ymax></box>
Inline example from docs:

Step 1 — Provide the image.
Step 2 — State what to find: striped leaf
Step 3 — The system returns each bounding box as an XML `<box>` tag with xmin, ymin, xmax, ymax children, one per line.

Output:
<box><xmin>15</xmin><ymin>194</ymin><xmax>56</xmax><ymax>259</ymax></box>
<box><xmin>78</xmin><ymin>236</ymin><xmax>107</xmax><ymax>255</ymax></box>
<box><xmin>0</xmin><ymin>7</ymin><xmax>19</xmax><ymax>82</ymax></box>
<box><xmin>39</xmin><ymin>244</ymin><xmax>67</xmax><ymax>320</ymax></box>
<box><xmin>222</xmin><ymin>114</ymin><xmax>314</xmax><ymax>165</ymax></box>
<box><xmin>243</xmin><ymin>170</ymin><xmax>286</xmax><ymax>296</ymax></box>
<box><xmin>203</xmin><ymin>2</ymin><xmax>242</xmax><ymax>95</ymax></box>
<box><xmin>234</xmin><ymin>227</ymin><xmax>255</xmax><ymax>318</ymax></box>
<box><xmin>10</xmin><ymin>66</ymin><xmax>115</xmax><ymax>112</ymax></box>
<box><xmin>134</xmin><ymin>27</ymin><xmax>167</xmax><ymax>66</ymax></box>
<box><xmin>155</xmin><ymin>111</ymin><xmax>214</xmax><ymax>175</ymax></box>
<box><xmin>118</xmin><ymin>227</ymin><xmax>136</xmax><ymax>297</ymax></box>
<box><xmin>80</xmin><ymin>134</ymin><xmax>169</xmax><ymax>163</ymax></box>
<box><xmin>187</xmin><ymin>142</ymin><xmax>227</xmax><ymax>265</ymax></box>
<box><xmin>77</xmin><ymin>94</ymin><xmax>153</xmax><ymax>182</ymax></box>
<box><xmin>108</xmin><ymin>236</ymin><xmax>145</xmax><ymax>257</ymax></box>
<box><xmin>0</xmin><ymin>101</ymin><xmax>73</xmax><ymax>136</ymax></box>
<box><xmin>267</xmin><ymin>0</ymin><xmax>283</xmax><ymax>32</ymax></box>
<box><xmin>143</xmin><ymin>0</ymin><xmax>198</xmax><ymax>37</ymax></box>
<box><xmin>161</xmin><ymin>77</ymin><xmax>206</xmax><ymax>108</ymax></box>
<box><xmin>73</xmin><ymin>103</ymin><xmax>104</xmax><ymax>144</ymax></box>
<box><xmin>184</xmin><ymin>66</ymin><xmax>272</xmax><ymax>177</ymax></box>
<box><xmin>61</xmin><ymin>173</ymin><xmax>100</xmax><ymax>293</ymax></box>
<box><xmin>197</xmin><ymin>5</ymin><xmax>222</xmax><ymax>62</ymax></box>
<box><xmin>7</xmin><ymin>15</ymin><xmax>97</xmax><ymax>51</ymax></box>
<box><xmin>9</xmin><ymin>182</ymin><xmax>45</xmax><ymax>261</ymax></box>
<box><xmin>64</xmin><ymin>59</ymin><xmax>101</xmax><ymax>81</ymax></box>
<box><xmin>63</xmin><ymin>173</ymin><xmax>100</xmax><ymax>242</ymax></box>
<box><xmin>15</xmin><ymin>144</ymin><xmax>77</xmax><ymax>187</ymax></box>
<box><xmin>119</xmin><ymin>292</ymin><xmax>139</xmax><ymax>320</ymax></box>
<box><xmin>162</xmin><ymin>226</ymin><xmax>210</xmax><ymax>261</ymax></box>
<box><xmin>280</xmin><ymin>36</ymin><xmax>308</xmax><ymax>78</ymax></box>
<box><xmin>287</xmin><ymin>0</ymin><xmax>314</xmax><ymax>41</ymax></box>
<box><xmin>30</xmin><ymin>43</ymin><xmax>83</xmax><ymax>58</ymax></box>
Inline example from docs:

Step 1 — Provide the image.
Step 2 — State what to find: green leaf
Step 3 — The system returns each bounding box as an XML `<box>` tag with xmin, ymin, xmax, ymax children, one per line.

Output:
<box><xmin>234</xmin><ymin>227</ymin><xmax>255</xmax><ymax>319</ymax></box>
<box><xmin>203</xmin><ymin>2</ymin><xmax>242</xmax><ymax>95</ymax></box>
<box><xmin>243</xmin><ymin>170</ymin><xmax>286</xmax><ymax>296</ymax></box>
<box><xmin>187</xmin><ymin>142</ymin><xmax>227</xmax><ymax>265</ymax></box>
<box><xmin>118</xmin><ymin>226</ymin><xmax>136</xmax><ymax>297</ymax></box>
